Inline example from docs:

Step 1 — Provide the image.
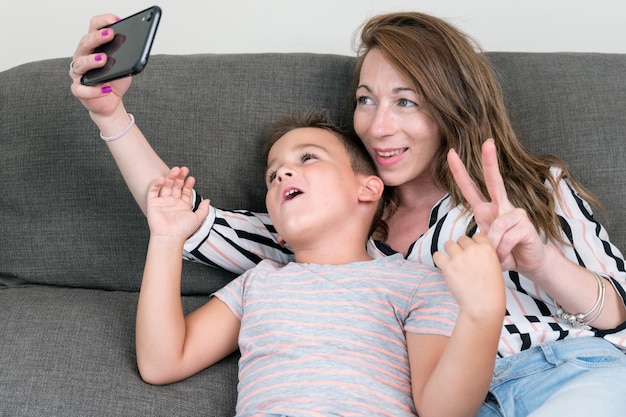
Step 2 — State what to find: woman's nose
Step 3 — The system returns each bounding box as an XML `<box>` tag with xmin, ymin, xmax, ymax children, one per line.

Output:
<box><xmin>370</xmin><ymin>106</ymin><xmax>395</xmax><ymax>138</ymax></box>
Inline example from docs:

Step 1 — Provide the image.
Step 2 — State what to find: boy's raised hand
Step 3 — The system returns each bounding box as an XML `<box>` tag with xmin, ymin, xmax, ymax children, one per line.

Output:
<box><xmin>434</xmin><ymin>234</ymin><xmax>505</xmax><ymax>318</ymax></box>
<box><xmin>146</xmin><ymin>167</ymin><xmax>210</xmax><ymax>242</ymax></box>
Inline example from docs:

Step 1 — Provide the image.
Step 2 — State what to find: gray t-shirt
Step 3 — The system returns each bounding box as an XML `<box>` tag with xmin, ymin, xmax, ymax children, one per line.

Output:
<box><xmin>215</xmin><ymin>254</ymin><xmax>458</xmax><ymax>417</ymax></box>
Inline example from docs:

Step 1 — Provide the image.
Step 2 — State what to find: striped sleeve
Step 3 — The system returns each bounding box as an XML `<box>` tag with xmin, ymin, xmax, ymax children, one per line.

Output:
<box><xmin>553</xmin><ymin>169</ymin><xmax>626</xmax><ymax>337</ymax></box>
<box><xmin>183</xmin><ymin>198</ymin><xmax>294</xmax><ymax>274</ymax></box>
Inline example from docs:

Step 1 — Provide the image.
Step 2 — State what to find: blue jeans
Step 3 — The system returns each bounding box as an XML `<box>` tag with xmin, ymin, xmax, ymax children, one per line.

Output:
<box><xmin>477</xmin><ymin>337</ymin><xmax>626</xmax><ymax>417</ymax></box>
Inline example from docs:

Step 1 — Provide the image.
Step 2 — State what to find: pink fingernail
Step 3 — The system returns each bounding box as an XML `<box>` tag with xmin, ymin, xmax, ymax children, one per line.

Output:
<box><xmin>102</xmin><ymin>29</ymin><xmax>109</xmax><ymax>37</ymax></box>
<box><xmin>95</xmin><ymin>54</ymin><xmax>103</xmax><ymax>62</ymax></box>
<box><xmin>101</xmin><ymin>86</ymin><xmax>112</xmax><ymax>94</ymax></box>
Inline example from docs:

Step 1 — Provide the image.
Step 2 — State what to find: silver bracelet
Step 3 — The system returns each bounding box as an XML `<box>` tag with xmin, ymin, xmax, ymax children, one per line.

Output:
<box><xmin>553</xmin><ymin>271</ymin><xmax>606</xmax><ymax>330</ymax></box>
<box><xmin>100</xmin><ymin>113</ymin><xmax>135</xmax><ymax>142</ymax></box>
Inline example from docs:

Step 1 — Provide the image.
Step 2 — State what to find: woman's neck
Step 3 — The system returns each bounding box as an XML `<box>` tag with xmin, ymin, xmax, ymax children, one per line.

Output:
<box><xmin>382</xmin><ymin>179</ymin><xmax>447</xmax><ymax>256</ymax></box>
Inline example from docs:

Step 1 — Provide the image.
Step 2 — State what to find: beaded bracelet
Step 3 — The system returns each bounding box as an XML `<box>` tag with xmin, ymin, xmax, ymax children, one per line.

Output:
<box><xmin>553</xmin><ymin>271</ymin><xmax>606</xmax><ymax>330</ymax></box>
<box><xmin>100</xmin><ymin>113</ymin><xmax>135</xmax><ymax>142</ymax></box>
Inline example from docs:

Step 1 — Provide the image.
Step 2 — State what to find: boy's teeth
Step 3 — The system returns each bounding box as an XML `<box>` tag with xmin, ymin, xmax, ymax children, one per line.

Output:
<box><xmin>285</xmin><ymin>189</ymin><xmax>300</xmax><ymax>199</ymax></box>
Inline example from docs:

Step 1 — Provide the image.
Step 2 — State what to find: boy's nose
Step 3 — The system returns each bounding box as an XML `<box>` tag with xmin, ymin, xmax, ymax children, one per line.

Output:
<box><xmin>276</xmin><ymin>166</ymin><xmax>294</xmax><ymax>182</ymax></box>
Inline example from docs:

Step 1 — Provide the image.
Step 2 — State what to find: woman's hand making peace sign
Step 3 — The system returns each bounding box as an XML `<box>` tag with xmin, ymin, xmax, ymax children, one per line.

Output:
<box><xmin>447</xmin><ymin>139</ymin><xmax>548</xmax><ymax>277</ymax></box>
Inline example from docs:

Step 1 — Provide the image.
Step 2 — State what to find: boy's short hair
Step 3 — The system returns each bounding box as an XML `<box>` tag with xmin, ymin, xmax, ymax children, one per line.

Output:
<box><xmin>264</xmin><ymin>110</ymin><xmax>376</xmax><ymax>177</ymax></box>
<box><xmin>263</xmin><ymin>110</ymin><xmax>387</xmax><ymax>239</ymax></box>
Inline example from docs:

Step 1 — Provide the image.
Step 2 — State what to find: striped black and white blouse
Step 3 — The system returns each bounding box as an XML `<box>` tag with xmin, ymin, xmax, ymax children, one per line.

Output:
<box><xmin>183</xmin><ymin>168</ymin><xmax>626</xmax><ymax>357</ymax></box>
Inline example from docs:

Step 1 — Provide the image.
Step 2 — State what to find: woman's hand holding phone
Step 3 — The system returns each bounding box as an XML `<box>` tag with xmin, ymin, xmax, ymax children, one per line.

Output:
<box><xmin>70</xmin><ymin>7</ymin><xmax>161</xmax><ymax>127</ymax></box>
<box><xmin>68</xmin><ymin>7</ymin><xmax>172</xmax><ymax>221</ymax></box>
<box><xmin>70</xmin><ymin>14</ymin><xmax>132</xmax><ymax>119</ymax></box>
<box><xmin>80</xmin><ymin>6</ymin><xmax>161</xmax><ymax>86</ymax></box>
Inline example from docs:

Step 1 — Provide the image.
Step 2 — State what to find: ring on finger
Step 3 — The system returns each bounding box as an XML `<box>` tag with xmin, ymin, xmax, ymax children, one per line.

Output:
<box><xmin>69</xmin><ymin>60</ymin><xmax>80</xmax><ymax>75</ymax></box>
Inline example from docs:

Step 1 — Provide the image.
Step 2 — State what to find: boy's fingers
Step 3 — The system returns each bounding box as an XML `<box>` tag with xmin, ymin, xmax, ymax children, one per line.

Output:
<box><xmin>147</xmin><ymin>176</ymin><xmax>165</xmax><ymax>199</ymax></box>
<box><xmin>432</xmin><ymin>251</ymin><xmax>448</xmax><ymax>269</ymax></box>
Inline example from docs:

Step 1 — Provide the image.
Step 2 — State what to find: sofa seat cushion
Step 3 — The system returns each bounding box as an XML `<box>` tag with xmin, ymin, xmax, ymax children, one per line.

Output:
<box><xmin>0</xmin><ymin>286</ymin><xmax>238</xmax><ymax>416</ymax></box>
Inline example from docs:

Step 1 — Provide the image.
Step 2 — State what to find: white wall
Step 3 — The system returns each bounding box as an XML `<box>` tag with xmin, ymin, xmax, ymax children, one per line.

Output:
<box><xmin>2</xmin><ymin>0</ymin><xmax>626</xmax><ymax>73</ymax></box>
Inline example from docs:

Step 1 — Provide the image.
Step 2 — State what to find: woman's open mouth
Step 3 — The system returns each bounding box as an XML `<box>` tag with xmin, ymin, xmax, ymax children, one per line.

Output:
<box><xmin>374</xmin><ymin>147</ymin><xmax>408</xmax><ymax>167</ymax></box>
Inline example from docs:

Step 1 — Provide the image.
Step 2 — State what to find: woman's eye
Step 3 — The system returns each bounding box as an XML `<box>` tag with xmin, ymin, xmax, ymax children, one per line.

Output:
<box><xmin>356</xmin><ymin>96</ymin><xmax>372</xmax><ymax>105</ymax></box>
<box><xmin>398</xmin><ymin>98</ymin><xmax>417</xmax><ymax>107</ymax></box>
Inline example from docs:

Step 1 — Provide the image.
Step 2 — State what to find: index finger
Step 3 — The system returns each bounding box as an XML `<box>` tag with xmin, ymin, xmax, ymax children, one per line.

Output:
<box><xmin>447</xmin><ymin>147</ymin><xmax>487</xmax><ymax>207</ymax></box>
<box><xmin>87</xmin><ymin>14</ymin><xmax>120</xmax><ymax>32</ymax></box>
<box><xmin>72</xmin><ymin>14</ymin><xmax>119</xmax><ymax>66</ymax></box>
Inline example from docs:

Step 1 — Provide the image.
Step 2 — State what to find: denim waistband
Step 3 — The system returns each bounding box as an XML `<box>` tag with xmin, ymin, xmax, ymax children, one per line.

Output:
<box><xmin>492</xmin><ymin>337</ymin><xmax>624</xmax><ymax>384</ymax></box>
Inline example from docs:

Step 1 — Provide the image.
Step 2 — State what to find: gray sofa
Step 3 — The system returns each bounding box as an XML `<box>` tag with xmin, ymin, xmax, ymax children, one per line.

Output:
<box><xmin>1</xmin><ymin>51</ymin><xmax>625</xmax><ymax>416</ymax></box>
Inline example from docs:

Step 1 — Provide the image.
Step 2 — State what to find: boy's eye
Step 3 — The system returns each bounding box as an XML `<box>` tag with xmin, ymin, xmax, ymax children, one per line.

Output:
<box><xmin>301</xmin><ymin>152</ymin><xmax>317</xmax><ymax>162</ymax></box>
<box><xmin>267</xmin><ymin>170</ymin><xmax>277</xmax><ymax>184</ymax></box>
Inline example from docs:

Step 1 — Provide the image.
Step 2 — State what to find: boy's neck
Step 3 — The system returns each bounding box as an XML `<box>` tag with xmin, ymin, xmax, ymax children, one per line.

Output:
<box><xmin>291</xmin><ymin>241</ymin><xmax>373</xmax><ymax>265</ymax></box>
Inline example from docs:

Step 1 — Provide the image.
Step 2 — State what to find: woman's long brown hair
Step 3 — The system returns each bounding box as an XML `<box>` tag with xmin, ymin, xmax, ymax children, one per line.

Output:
<box><xmin>352</xmin><ymin>12</ymin><xmax>602</xmax><ymax>244</ymax></box>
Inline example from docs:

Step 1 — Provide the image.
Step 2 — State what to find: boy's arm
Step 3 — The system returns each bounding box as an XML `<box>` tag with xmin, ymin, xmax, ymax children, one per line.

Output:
<box><xmin>136</xmin><ymin>169</ymin><xmax>240</xmax><ymax>385</ymax></box>
<box><xmin>409</xmin><ymin>233</ymin><xmax>505</xmax><ymax>417</ymax></box>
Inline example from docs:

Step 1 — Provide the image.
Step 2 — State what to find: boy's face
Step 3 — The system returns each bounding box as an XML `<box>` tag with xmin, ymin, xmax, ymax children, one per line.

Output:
<box><xmin>265</xmin><ymin>127</ymin><xmax>369</xmax><ymax>246</ymax></box>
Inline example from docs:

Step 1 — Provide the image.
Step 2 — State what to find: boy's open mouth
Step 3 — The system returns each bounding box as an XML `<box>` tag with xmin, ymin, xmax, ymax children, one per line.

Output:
<box><xmin>284</xmin><ymin>187</ymin><xmax>303</xmax><ymax>201</ymax></box>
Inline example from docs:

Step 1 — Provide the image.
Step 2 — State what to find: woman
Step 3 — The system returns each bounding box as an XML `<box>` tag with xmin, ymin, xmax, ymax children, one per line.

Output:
<box><xmin>70</xmin><ymin>11</ymin><xmax>626</xmax><ymax>417</ymax></box>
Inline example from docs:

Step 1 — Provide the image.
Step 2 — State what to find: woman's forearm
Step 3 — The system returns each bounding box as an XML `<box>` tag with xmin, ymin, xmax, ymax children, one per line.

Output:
<box><xmin>91</xmin><ymin>107</ymin><xmax>170</xmax><ymax>216</ymax></box>
<box><xmin>530</xmin><ymin>245</ymin><xmax>626</xmax><ymax>329</ymax></box>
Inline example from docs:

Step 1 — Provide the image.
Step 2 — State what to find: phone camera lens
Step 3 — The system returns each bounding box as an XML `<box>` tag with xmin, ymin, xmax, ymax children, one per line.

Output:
<box><xmin>143</xmin><ymin>12</ymin><xmax>153</xmax><ymax>22</ymax></box>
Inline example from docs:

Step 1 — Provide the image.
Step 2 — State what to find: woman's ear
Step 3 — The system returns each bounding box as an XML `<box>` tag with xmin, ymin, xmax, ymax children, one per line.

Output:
<box><xmin>358</xmin><ymin>175</ymin><xmax>385</xmax><ymax>203</ymax></box>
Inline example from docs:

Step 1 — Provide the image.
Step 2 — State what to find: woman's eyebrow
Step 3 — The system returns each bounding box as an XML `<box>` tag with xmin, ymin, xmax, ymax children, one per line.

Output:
<box><xmin>393</xmin><ymin>87</ymin><xmax>415</xmax><ymax>94</ymax></box>
<box><xmin>356</xmin><ymin>84</ymin><xmax>415</xmax><ymax>94</ymax></box>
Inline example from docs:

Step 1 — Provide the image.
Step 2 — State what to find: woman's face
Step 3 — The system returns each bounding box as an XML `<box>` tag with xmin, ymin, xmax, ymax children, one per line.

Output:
<box><xmin>353</xmin><ymin>49</ymin><xmax>442</xmax><ymax>188</ymax></box>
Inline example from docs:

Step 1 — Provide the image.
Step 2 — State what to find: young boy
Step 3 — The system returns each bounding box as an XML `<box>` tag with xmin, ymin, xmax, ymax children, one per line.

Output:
<box><xmin>136</xmin><ymin>111</ymin><xmax>505</xmax><ymax>417</ymax></box>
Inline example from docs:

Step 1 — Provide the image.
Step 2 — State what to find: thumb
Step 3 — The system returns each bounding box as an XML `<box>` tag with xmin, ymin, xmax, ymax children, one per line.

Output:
<box><xmin>147</xmin><ymin>176</ymin><xmax>166</xmax><ymax>201</ymax></box>
<box><xmin>195</xmin><ymin>199</ymin><xmax>211</xmax><ymax>220</ymax></box>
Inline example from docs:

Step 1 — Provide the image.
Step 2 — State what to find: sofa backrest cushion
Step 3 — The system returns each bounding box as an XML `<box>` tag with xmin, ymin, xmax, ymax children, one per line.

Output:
<box><xmin>0</xmin><ymin>52</ymin><xmax>624</xmax><ymax>292</ymax></box>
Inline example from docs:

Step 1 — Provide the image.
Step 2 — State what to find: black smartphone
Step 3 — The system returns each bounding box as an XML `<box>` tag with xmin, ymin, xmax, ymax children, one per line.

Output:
<box><xmin>81</xmin><ymin>6</ymin><xmax>162</xmax><ymax>86</ymax></box>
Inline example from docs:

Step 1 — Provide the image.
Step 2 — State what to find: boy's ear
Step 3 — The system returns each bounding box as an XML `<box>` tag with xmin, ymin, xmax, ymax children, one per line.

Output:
<box><xmin>358</xmin><ymin>175</ymin><xmax>384</xmax><ymax>203</ymax></box>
